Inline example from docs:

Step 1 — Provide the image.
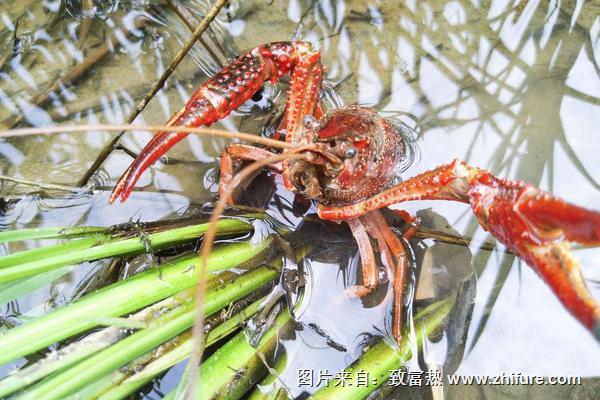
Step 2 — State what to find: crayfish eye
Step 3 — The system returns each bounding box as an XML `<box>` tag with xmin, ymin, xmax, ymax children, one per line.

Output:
<box><xmin>302</xmin><ymin>115</ymin><xmax>320</xmax><ymax>131</ymax></box>
<box><xmin>344</xmin><ymin>147</ymin><xmax>357</xmax><ymax>159</ymax></box>
<box><xmin>377</xmin><ymin>267</ymin><xmax>388</xmax><ymax>284</ymax></box>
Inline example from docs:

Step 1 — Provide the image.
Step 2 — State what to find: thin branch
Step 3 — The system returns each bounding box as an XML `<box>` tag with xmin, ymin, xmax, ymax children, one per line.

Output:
<box><xmin>0</xmin><ymin>175</ymin><xmax>86</xmax><ymax>193</ymax></box>
<box><xmin>77</xmin><ymin>0</ymin><xmax>94</xmax><ymax>49</ymax></box>
<box><xmin>166</xmin><ymin>0</ymin><xmax>229</xmax><ymax>66</ymax></box>
<box><xmin>300</xmin><ymin>211</ymin><xmax>509</xmax><ymax>254</ymax></box>
<box><xmin>77</xmin><ymin>0</ymin><xmax>230</xmax><ymax>187</ymax></box>
<box><xmin>412</xmin><ymin>227</ymin><xmax>510</xmax><ymax>254</ymax></box>
<box><xmin>555</xmin><ymin>132</ymin><xmax>600</xmax><ymax>191</ymax></box>
<box><xmin>565</xmin><ymin>86</ymin><xmax>600</xmax><ymax>105</ymax></box>
<box><xmin>0</xmin><ymin>123</ymin><xmax>294</xmax><ymax>150</ymax></box>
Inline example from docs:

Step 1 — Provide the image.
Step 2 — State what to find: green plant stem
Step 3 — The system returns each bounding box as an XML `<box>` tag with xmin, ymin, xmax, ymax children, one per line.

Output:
<box><xmin>165</xmin><ymin>311</ymin><xmax>293</xmax><ymax>400</ymax></box>
<box><xmin>17</xmin><ymin>265</ymin><xmax>277</xmax><ymax>400</ymax></box>
<box><xmin>0</xmin><ymin>267</ymin><xmax>72</xmax><ymax>305</ymax></box>
<box><xmin>246</xmin><ymin>350</ymin><xmax>291</xmax><ymax>400</ymax></box>
<box><xmin>311</xmin><ymin>297</ymin><xmax>455</xmax><ymax>399</ymax></box>
<box><xmin>0</xmin><ymin>226</ymin><xmax>105</xmax><ymax>243</ymax></box>
<box><xmin>90</xmin><ymin>297</ymin><xmax>265</xmax><ymax>400</ymax></box>
<box><xmin>0</xmin><ymin>237</ymin><xmax>271</xmax><ymax>365</ymax></box>
<box><xmin>0</xmin><ymin>219</ymin><xmax>251</xmax><ymax>282</ymax></box>
<box><xmin>0</xmin><ymin>282</ymin><xmax>210</xmax><ymax>397</ymax></box>
<box><xmin>0</xmin><ymin>235</ymin><xmax>104</xmax><ymax>269</ymax></box>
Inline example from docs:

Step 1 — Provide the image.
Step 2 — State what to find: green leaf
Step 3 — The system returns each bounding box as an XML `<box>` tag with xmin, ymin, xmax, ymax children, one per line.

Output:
<box><xmin>165</xmin><ymin>311</ymin><xmax>293</xmax><ymax>400</ymax></box>
<box><xmin>0</xmin><ymin>219</ymin><xmax>251</xmax><ymax>283</ymax></box>
<box><xmin>0</xmin><ymin>267</ymin><xmax>72</xmax><ymax>305</ymax></box>
<box><xmin>82</xmin><ymin>296</ymin><xmax>266</xmax><ymax>399</ymax></box>
<box><xmin>0</xmin><ymin>237</ymin><xmax>271</xmax><ymax>366</ymax></box>
<box><xmin>0</xmin><ymin>226</ymin><xmax>105</xmax><ymax>243</ymax></box>
<box><xmin>311</xmin><ymin>297</ymin><xmax>454</xmax><ymax>399</ymax></box>
<box><xmin>16</xmin><ymin>265</ymin><xmax>278</xmax><ymax>400</ymax></box>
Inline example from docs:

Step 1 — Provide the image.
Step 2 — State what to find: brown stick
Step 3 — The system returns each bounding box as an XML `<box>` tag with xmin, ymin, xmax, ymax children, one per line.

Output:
<box><xmin>77</xmin><ymin>0</ymin><xmax>94</xmax><ymax>49</ymax></box>
<box><xmin>77</xmin><ymin>0</ymin><xmax>231</xmax><ymax>187</ymax></box>
<box><xmin>412</xmin><ymin>227</ymin><xmax>511</xmax><ymax>254</ymax></box>
<box><xmin>166</xmin><ymin>0</ymin><xmax>229</xmax><ymax>66</ymax></box>
<box><xmin>0</xmin><ymin>123</ymin><xmax>295</xmax><ymax>150</ymax></box>
<box><xmin>0</xmin><ymin>175</ymin><xmax>83</xmax><ymax>193</ymax></box>
<box><xmin>300</xmin><ymin>211</ymin><xmax>509</xmax><ymax>253</ymax></box>
<box><xmin>186</xmin><ymin>152</ymin><xmax>309</xmax><ymax>399</ymax></box>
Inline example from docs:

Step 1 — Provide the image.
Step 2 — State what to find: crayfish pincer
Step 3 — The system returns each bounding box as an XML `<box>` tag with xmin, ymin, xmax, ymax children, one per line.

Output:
<box><xmin>110</xmin><ymin>40</ymin><xmax>600</xmax><ymax>342</ymax></box>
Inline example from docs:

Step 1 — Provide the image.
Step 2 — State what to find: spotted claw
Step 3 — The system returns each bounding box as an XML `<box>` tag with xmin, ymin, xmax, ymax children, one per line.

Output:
<box><xmin>110</xmin><ymin>41</ymin><xmax>320</xmax><ymax>204</ymax></box>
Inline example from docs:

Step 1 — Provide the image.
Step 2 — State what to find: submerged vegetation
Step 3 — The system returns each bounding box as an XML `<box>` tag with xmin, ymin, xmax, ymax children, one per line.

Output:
<box><xmin>0</xmin><ymin>218</ymin><xmax>456</xmax><ymax>399</ymax></box>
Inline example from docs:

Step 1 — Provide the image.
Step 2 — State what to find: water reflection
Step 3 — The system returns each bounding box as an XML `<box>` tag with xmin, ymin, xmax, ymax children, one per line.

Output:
<box><xmin>0</xmin><ymin>0</ymin><xmax>599</xmax><ymax>397</ymax></box>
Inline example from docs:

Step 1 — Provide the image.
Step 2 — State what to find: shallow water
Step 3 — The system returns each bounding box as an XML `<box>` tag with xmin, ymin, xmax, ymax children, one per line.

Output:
<box><xmin>0</xmin><ymin>0</ymin><xmax>599</xmax><ymax>398</ymax></box>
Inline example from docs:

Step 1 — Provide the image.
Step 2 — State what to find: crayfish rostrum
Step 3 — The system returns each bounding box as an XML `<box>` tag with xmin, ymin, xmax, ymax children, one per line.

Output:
<box><xmin>110</xmin><ymin>41</ymin><xmax>600</xmax><ymax>342</ymax></box>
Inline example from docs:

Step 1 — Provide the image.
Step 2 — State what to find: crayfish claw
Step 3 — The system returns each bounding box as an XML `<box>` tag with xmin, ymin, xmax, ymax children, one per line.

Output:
<box><xmin>469</xmin><ymin>177</ymin><xmax>600</xmax><ymax>339</ymax></box>
<box><xmin>514</xmin><ymin>188</ymin><xmax>600</xmax><ymax>245</ymax></box>
<box><xmin>110</xmin><ymin>41</ymin><xmax>322</xmax><ymax>204</ymax></box>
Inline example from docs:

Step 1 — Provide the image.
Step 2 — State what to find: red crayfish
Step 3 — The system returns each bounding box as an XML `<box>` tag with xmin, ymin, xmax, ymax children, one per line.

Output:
<box><xmin>110</xmin><ymin>41</ymin><xmax>600</xmax><ymax>342</ymax></box>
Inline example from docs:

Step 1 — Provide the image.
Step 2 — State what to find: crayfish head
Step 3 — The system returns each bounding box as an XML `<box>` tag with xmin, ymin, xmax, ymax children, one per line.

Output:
<box><xmin>299</xmin><ymin>106</ymin><xmax>411</xmax><ymax>205</ymax></box>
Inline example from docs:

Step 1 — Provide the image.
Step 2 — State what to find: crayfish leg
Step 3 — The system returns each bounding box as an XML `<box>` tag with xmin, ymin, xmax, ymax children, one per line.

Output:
<box><xmin>218</xmin><ymin>143</ymin><xmax>282</xmax><ymax>204</ymax></box>
<box><xmin>346</xmin><ymin>217</ymin><xmax>380</xmax><ymax>298</ymax></box>
<box><xmin>347</xmin><ymin>211</ymin><xmax>414</xmax><ymax>345</ymax></box>
<box><xmin>367</xmin><ymin>211</ymin><xmax>413</xmax><ymax>343</ymax></box>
